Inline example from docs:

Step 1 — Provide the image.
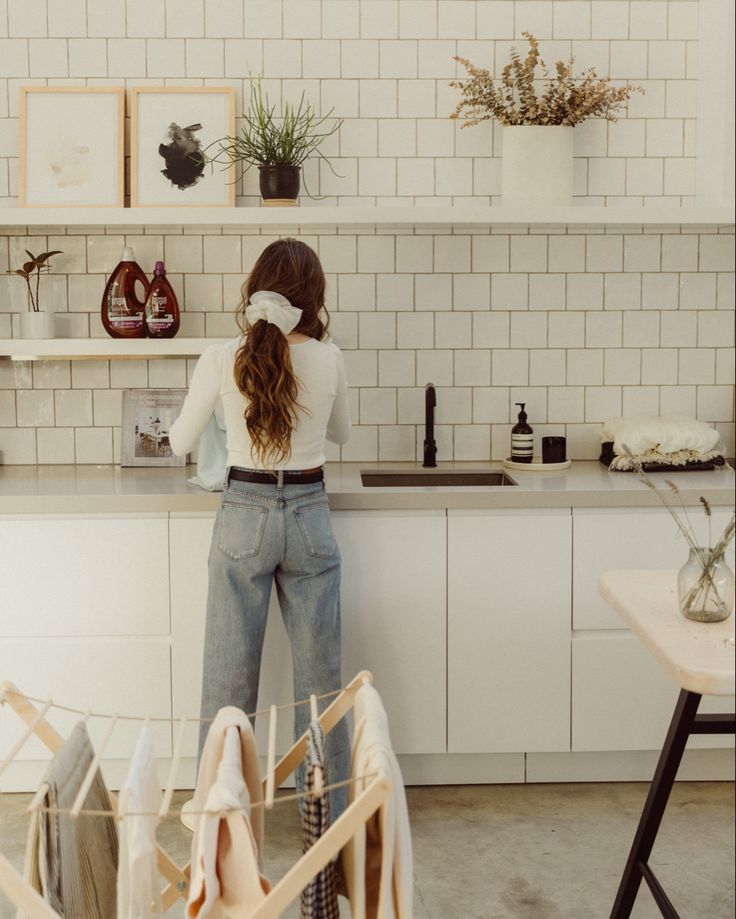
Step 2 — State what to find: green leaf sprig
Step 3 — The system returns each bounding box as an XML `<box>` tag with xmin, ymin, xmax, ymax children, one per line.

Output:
<box><xmin>6</xmin><ymin>249</ymin><xmax>63</xmax><ymax>312</ymax></box>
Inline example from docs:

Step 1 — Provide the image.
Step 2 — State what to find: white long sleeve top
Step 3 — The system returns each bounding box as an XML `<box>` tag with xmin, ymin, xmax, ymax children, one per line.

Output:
<box><xmin>169</xmin><ymin>336</ymin><xmax>351</xmax><ymax>470</ymax></box>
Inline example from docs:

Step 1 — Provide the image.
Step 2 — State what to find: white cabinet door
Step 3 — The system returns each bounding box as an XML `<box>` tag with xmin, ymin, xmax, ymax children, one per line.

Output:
<box><xmin>573</xmin><ymin>508</ymin><xmax>736</xmax><ymax>630</ymax></box>
<box><xmin>334</xmin><ymin>510</ymin><xmax>447</xmax><ymax>755</ymax></box>
<box><xmin>572</xmin><ymin>633</ymin><xmax>735</xmax><ymax>751</ymax></box>
<box><xmin>170</xmin><ymin>509</ymin><xmax>447</xmax><ymax>758</ymax></box>
<box><xmin>0</xmin><ymin>514</ymin><xmax>170</xmax><ymax>637</ymax></box>
<box><xmin>448</xmin><ymin>509</ymin><xmax>571</xmax><ymax>754</ymax></box>
<box><xmin>0</xmin><ymin>637</ymin><xmax>172</xmax><ymax>761</ymax></box>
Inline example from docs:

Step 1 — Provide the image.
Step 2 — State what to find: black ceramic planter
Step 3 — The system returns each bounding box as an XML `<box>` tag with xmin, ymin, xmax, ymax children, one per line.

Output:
<box><xmin>258</xmin><ymin>164</ymin><xmax>301</xmax><ymax>206</ymax></box>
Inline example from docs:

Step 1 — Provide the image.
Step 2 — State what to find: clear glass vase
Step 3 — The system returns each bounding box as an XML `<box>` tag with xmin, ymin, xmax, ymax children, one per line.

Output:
<box><xmin>677</xmin><ymin>548</ymin><xmax>735</xmax><ymax>623</ymax></box>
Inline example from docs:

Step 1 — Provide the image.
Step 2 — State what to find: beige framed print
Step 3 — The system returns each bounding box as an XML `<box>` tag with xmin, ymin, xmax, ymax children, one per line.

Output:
<box><xmin>19</xmin><ymin>87</ymin><xmax>124</xmax><ymax>207</ymax></box>
<box><xmin>130</xmin><ymin>87</ymin><xmax>236</xmax><ymax>207</ymax></box>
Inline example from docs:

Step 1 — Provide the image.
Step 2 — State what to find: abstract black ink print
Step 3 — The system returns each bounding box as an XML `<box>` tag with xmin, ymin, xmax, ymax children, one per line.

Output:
<box><xmin>158</xmin><ymin>122</ymin><xmax>205</xmax><ymax>190</ymax></box>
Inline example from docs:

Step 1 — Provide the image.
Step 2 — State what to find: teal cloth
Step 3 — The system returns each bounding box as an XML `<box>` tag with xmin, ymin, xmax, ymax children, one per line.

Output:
<box><xmin>188</xmin><ymin>408</ymin><xmax>227</xmax><ymax>491</ymax></box>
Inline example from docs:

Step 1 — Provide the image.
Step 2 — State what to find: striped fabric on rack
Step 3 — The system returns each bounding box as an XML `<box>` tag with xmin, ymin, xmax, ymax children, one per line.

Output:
<box><xmin>300</xmin><ymin>721</ymin><xmax>340</xmax><ymax>919</ymax></box>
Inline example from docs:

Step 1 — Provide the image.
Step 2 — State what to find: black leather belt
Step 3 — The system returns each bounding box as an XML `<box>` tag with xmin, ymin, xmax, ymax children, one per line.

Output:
<box><xmin>228</xmin><ymin>467</ymin><xmax>324</xmax><ymax>484</ymax></box>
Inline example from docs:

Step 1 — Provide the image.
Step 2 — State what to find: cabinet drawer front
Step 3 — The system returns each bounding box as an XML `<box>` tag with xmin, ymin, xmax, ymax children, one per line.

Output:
<box><xmin>573</xmin><ymin>509</ymin><xmax>735</xmax><ymax>630</ymax></box>
<box><xmin>572</xmin><ymin>633</ymin><xmax>735</xmax><ymax>752</ymax></box>
<box><xmin>0</xmin><ymin>517</ymin><xmax>170</xmax><ymax>636</ymax></box>
<box><xmin>448</xmin><ymin>513</ymin><xmax>571</xmax><ymax>754</ymax></box>
<box><xmin>0</xmin><ymin>637</ymin><xmax>172</xmax><ymax>760</ymax></box>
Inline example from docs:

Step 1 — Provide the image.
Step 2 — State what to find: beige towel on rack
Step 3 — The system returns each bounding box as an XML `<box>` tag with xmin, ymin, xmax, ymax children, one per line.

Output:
<box><xmin>342</xmin><ymin>685</ymin><xmax>413</xmax><ymax>919</ymax></box>
<box><xmin>187</xmin><ymin>712</ymin><xmax>269</xmax><ymax>918</ymax></box>
<box><xmin>21</xmin><ymin>720</ymin><xmax>118</xmax><ymax>919</ymax></box>
<box><xmin>117</xmin><ymin>726</ymin><xmax>162</xmax><ymax>919</ymax></box>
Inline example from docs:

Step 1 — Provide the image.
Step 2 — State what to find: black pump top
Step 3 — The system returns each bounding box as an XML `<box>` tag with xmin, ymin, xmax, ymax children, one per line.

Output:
<box><xmin>515</xmin><ymin>402</ymin><xmax>527</xmax><ymax>422</ymax></box>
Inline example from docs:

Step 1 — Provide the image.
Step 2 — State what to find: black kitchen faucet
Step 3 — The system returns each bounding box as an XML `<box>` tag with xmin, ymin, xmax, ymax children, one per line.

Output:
<box><xmin>423</xmin><ymin>383</ymin><xmax>437</xmax><ymax>467</ymax></box>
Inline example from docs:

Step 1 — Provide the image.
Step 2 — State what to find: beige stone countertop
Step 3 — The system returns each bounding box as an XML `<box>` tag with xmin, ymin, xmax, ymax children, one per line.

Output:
<box><xmin>0</xmin><ymin>461</ymin><xmax>733</xmax><ymax>514</ymax></box>
<box><xmin>599</xmin><ymin>570</ymin><xmax>735</xmax><ymax>695</ymax></box>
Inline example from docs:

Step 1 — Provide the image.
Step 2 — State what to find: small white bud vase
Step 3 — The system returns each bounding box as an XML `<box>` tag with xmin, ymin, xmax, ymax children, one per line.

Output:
<box><xmin>19</xmin><ymin>310</ymin><xmax>56</xmax><ymax>339</ymax></box>
<box><xmin>677</xmin><ymin>548</ymin><xmax>734</xmax><ymax>623</ymax></box>
<box><xmin>501</xmin><ymin>125</ymin><xmax>574</xmax><ymax>207</ymax></box>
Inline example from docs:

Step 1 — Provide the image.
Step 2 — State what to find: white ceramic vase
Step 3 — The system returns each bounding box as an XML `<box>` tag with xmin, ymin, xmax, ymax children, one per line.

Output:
<box><xmin>501</xmin><ymin>125</ymin><xmax>574</xmax><ymax>207</ymax></box>
<box><xmin>19</xmin><ymin>310</ymin><xmax>56</xmax><ymax>339</ymax></box>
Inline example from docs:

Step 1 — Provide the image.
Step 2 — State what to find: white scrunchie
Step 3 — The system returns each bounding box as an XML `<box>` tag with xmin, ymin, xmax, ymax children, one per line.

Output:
<box><xmin>245</xmin><ymin>290</ymin><xmax>302</xmax><ymax>335</ymax></box>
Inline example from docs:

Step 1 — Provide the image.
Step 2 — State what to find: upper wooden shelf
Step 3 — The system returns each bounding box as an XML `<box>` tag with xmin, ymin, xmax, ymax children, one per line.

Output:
<box><xmin>0</xmin><ymin>338</ymin><xmax>227</xmax><ymax>360</ymax></box>
<box><xmin>0</xmin><ymin>205</ymin><xmax>733</xmax><ymax>228</ymax></box>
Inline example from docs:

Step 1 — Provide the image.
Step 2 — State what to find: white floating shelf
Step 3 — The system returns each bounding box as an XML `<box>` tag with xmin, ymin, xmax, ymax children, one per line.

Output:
<box><xmin>0</xmin><ymin>205</ymin><xmax>733</xmax><ymax>228</ymax></box>
<box><xmin>0</xmin><ymin>338</ymin><xmax>227</xmax><ymax>360</ymax></box>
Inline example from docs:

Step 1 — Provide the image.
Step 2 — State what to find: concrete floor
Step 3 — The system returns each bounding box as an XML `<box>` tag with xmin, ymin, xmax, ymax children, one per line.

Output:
<box><xmin>0</xmin><ymin>782</ymin><xmax>733</xmax><ymax>918</ymax></box>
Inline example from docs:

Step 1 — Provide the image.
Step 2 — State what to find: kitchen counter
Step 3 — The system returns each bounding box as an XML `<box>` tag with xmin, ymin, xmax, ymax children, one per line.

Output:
<box><xmin>0</xmin><ymin>461</ymin><xmax>733</xmax><ymax>513</ymax></box>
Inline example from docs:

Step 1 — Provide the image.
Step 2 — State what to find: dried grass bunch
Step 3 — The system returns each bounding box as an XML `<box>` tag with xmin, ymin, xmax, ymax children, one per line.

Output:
<box><xmin>450</xmin><ymin>33</ymin><xmax>643</xmax><ymax>127</ymax></box>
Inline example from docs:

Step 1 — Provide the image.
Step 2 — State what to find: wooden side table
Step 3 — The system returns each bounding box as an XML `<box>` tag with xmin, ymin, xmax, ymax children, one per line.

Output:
<box><xmin>598</xmin><ymin>570</ymin><xmax>735</xmax><ymax>919</ymax></box>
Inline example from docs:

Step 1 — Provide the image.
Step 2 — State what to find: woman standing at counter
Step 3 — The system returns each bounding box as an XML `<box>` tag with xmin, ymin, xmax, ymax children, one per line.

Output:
<box><xmin>169</xmin><ymin>238</ymin><xmax>351</xmax><ymax>813</ymax></box>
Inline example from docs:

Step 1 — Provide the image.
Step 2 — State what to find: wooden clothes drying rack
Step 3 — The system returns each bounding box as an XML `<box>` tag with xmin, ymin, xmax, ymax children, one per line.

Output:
<box><xmin>0</xmin><ymin>670</ymin><xmax>392</xmax><ymax>919</ymax></box>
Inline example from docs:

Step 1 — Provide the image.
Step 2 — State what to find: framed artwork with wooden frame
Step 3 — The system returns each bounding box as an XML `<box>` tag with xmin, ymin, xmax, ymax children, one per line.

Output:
<box><xmin>130</xmin><ymin>86</ymin><xmax>236</xmax><ymax>207</ymax></box>
<box><xmin>18</xmin><ymin>87</ymin><xmax>125</xmax><ymax>207</ymax></box>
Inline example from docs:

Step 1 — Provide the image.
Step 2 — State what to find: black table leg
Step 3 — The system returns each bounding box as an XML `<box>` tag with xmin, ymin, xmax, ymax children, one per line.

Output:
<box><xmin>609</xmin><ymin>688</ymin><xmax>701</xmax><ymax>919</ymax></box>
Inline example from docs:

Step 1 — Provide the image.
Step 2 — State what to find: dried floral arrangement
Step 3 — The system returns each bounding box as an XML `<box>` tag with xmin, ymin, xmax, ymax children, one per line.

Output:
<box><xmin>623</xmin><ymin>446</ymin><xmax>735</xmax><ymax>621</ymax></box>
<box><xmin>450</xmin><ymin>33</ymin><xmax>643</xmax><ymax>127</ymax></box>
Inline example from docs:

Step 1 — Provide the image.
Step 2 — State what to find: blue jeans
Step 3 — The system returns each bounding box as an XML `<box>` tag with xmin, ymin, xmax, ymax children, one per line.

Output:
<box><xmin>198</xmin><ymin>473</ymin><xmax>349</xmax><ymax>817</ymax></box>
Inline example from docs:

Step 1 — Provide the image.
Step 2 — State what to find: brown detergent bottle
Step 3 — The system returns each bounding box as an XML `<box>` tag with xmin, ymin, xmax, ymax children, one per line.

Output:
<box><xmin>101</xmin><ymin>246</ymin><xmax>149</xmax><ymax>338</ymax></box>
<box><xmin>144</xmin><ymin>261</ymin><xmax>180</xmax><ymax>338</ymax></box>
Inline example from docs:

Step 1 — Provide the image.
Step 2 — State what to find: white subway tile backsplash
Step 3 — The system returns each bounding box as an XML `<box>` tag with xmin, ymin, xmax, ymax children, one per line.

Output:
<box><xmin>586</xmin><ymin>312</ymin><xmax>623</xmax><ymax>348</ymax></box>
<box><xmin>360</xmin><ymin>387</ymin><xmax>397</xmax><ymax>424</ymax></box>
<box><xmin>436</xmin><ymin>311</ymin><xmax>472</xmax><ymax>349</ymax></box>
<box><xmin>641</xmin><ymin>348</ymin><xmax>678</xmax><ymax>385</ymax></box>
<box><xmin>716</xmin><ymin>272</ymin><xmax>734</xmax><ymax>310</ymax></box>
<box><xmin>55</xmin><ymin>390</ymin><xmax>92</xmax><ymax>427</ymax></box>
<box><xmin>491</xmin><ymin>350</ymin><xmax>529</xmax><ymax>386</ymax></box>
<box><xmin>604</xmin><ymin>348</ymin><xmax>642</xmax><ymax>385</ymax></box>
<box><xmin>74</xmin><ymin>426</ymin><xmax>112</xmax><ymax>464</ymax></box>
<box><xmin>622</xmin><ymin>385</ymin><xmax>660</xmax><ymax>417</ymax></box>
<box><xmin>530</xmin><ymin>349</ymin><xmax>566</xmax><ymax>386</ymax></box>
<box><xmin>604</xmin><ymin>274</ymin><xmax>642</xmax><ymax>311</ymax></box>
<box><xmin>453</xmin><ymin>274</ymin><xmax>490</xmax><ymax>311</ymax></box>
<box><xmin>378</xmin><ymin>350</ymin><xmax>415</xmax><ymax>386</ymax></box>
<box><xmin>397</xmin><ymin>157</ymin><xmax>434</xmax><ymax>196</ymax></box>
<box><xmin>510</xmin><ymin>313</ymin><xmax>547</xmax><ymax>349</ymax></box>
<box><xmin>630</xmin><ymin>2</ymin><xmax>667</xmax><ymax>40</ymax></box>
<box><xmin>396</xmin><ymin>236</ymin><xmax>434</xmax><ymax>274</ymax></box>
<box><xmin>36</xmin><ymin>427</ymin><xmax>75</xmax><ymax>464</ymax></box>
<box><xmin>529</xmin><ymin>274</ymin><xmax>566</xmax><ymax>311</ymax></box>
<box><xmin>641</xmin><ymin>272</ymin><xmax>678</xmax><ymax>310</ymax></box>
<box><xmin>491</xmin><ymin>274</ymin><xmax>528</xmax><ymax>311</ymax></box>
<box><xmin>396</xmin><ymin>312</ymin><xmax>434</xmax><ymax>349</ymax></box>
<box><xmin>472</xmin><ymin>312</ymin><xmax>509</xmax><ymax>349</ymax></box>
<box><xmin>510</xmin><ymin>236</ymin><xmax>547</xmax><ymax>273</ymax></box>
<box><xmin>585</xmin><ymin>385</ymin><xmax>622</xmax><ymax>422</ymax></box>
<box><xmin>323</xmin><ymin>0</ymin><xmax>360</xmax><ymax>39</ymax></box>
<box><xmin>397</xmin><ymin>79</ymin><xmax>436</xmax><ymax>117</ymax></box>
<box><xmin>548</xmin><ymin>386</ymin><xmax>584</xmax><ymax>423</ymax></box>
<box><xmin>344</xmin><ymin>349</ymin><xmax>378</xmax><ymax>387</ymax></box>
<box><xmin>697</xmin><ymin>310</ymin><xmax>735</xmax><ymax>348</ymax></box>
<box><xmin>377</xmin><ymin>273</ymin><xmax>413</xmax><ymax>310</ymax></box>
<box><xmin>716</xmin><ymin>349</ymin><xmax>735</xmax><ymax>385</ymax></box>
<box><xmin>697</xmin><ymin>385</ymin><xmax>734</xmax><ymax>424</ymax></box>
<box><xmin>679</xmin><ymin>349</ymin><xmax>715</xmax><ymax>385</ymax></box>
<box><xmin>16</xmin><ymin>389</ymin><xmax>53</xmax><ymax>427</ymax></box>
<box><xmin>623</xmin><ymin>311</ymin><xmax>659</xmax><ymax>347</ymax></box>
<box><xmin>586</xmin><ymin>235</ymin><xmax>623</xmax><ymax>272</ymax></box>
<box><xmin>567</xmin><ymin>273</ymin><xmax>604</xmax><ymax>311</ymax></box>
<box><xmin>415</xmin><ymin>349</ymin><xmax>451</xmax><ymax>386</ymax></box>
<box><xmin>699</xmin><ymin>235</ymin><xmax>736</xmax><ymax>272</ymax></box>
<box><xmin>679</xmin><ymin>273</ymin><xmax>717</xmax><ymax>310</ymax></box>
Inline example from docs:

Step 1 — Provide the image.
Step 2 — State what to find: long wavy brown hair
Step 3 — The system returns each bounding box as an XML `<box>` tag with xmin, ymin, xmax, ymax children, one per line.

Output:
<box><xmin>234</xmin><ymin>238</ymin><xmax>329</xmax><ymax>467</ymax></box>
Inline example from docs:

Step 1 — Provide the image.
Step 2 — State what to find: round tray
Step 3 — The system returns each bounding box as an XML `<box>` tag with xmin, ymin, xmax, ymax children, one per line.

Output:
<box><xmin>502</xmin><ymin>457</ymin><xmax>571</xmax><ymax>472</ymax></box>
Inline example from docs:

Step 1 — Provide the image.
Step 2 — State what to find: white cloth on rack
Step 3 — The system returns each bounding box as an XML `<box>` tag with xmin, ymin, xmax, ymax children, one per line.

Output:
<box><xmin>187</xmin><ymin>712</ymin><xmax>269</xmax><ymax>918</ymax></box>
<box><xmin>117</xmin><ymin>726</ymin><xmax>162</xmax><ymax>919</ymax></box>
<box><xmin>342</xmin><ymin>685</ymin><xmax>413</xmax><ymax>919</ymax></box>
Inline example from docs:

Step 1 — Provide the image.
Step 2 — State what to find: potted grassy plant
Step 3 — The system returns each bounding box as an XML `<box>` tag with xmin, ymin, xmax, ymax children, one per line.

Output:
<box><xmin>206</xmin><ymin>78</ymin><xmax>342</xmax><ymax>206</ymax></box>
<box><xmin>6</xmin><ymin>249</ymin><xmax>62</xmax><ymax>339</ymax></box>
<box><xmin>450</xmin><ymin>33</ymin><xmax>643</xmax><ymax>206</ymax></box>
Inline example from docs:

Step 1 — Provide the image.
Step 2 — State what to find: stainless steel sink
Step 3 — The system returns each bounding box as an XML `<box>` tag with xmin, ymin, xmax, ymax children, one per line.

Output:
<box><xmin>360</xmin><ymin>469</ymin><xmax>518</xmax><ymax>487</ymax></box>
